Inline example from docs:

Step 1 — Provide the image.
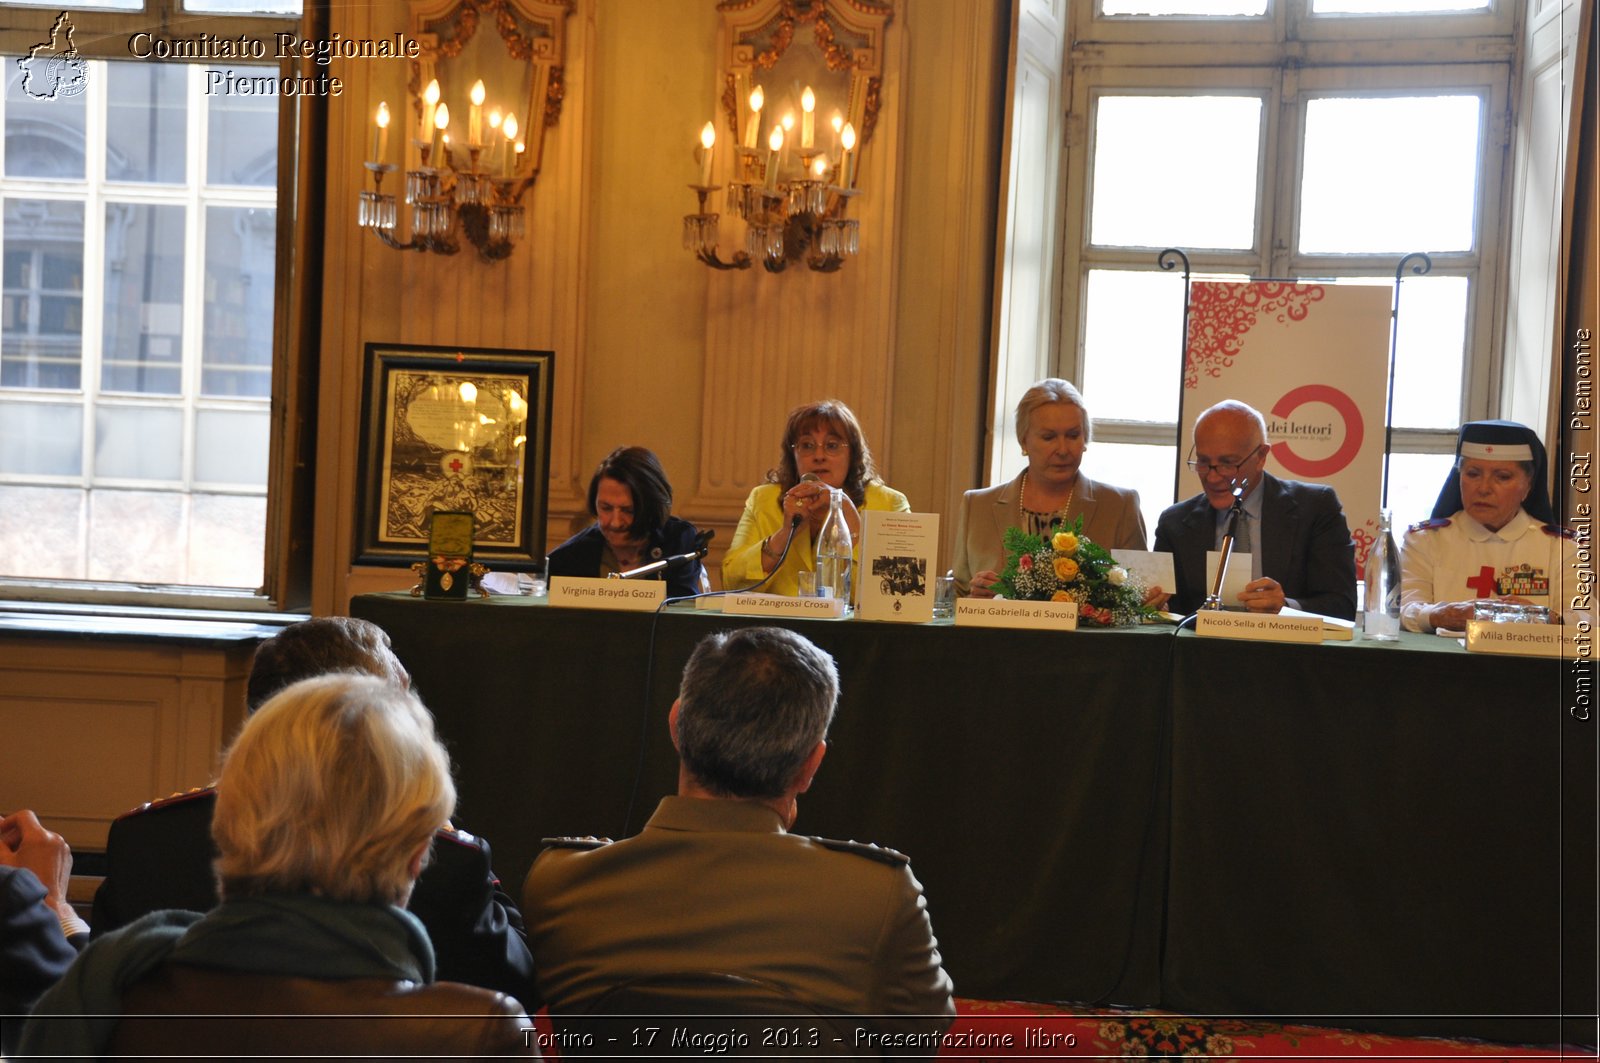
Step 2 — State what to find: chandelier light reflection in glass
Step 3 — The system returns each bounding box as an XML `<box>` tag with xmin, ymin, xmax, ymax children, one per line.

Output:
<box><xmin>359</xmin><ymin>75</ymin><xmax>531</xmax><ymax>262</ymax></box>
<box><xmin>683</xmin><ymin>79</ymin><xmax>860</xmax><ymax>274</ymax></box>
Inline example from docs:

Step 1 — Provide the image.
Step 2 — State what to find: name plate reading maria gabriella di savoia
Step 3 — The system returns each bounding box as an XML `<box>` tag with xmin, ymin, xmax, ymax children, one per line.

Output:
<box><xmin>954</xmin><ymin>597</ymin><xmax>1078</xmax><ymax>631</ymax></box>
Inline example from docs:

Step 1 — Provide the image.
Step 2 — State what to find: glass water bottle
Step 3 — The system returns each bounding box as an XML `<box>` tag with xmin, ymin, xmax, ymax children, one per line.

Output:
<box><xmin>815</xmin><ymin>488</ymin><xmax>853</xmax><ymax>603</ymax></box>
<box><xmin>1364</xmin><ymin>510</ymin><xmax>1402</xmax><ymax>641</ymax></box>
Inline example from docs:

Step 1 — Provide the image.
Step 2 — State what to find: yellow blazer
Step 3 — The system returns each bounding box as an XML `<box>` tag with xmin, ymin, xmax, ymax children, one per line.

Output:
<box><xmin>723</xmin><ymin>481</ymin><xmax>911</xmax><ymax>595</ymax></box>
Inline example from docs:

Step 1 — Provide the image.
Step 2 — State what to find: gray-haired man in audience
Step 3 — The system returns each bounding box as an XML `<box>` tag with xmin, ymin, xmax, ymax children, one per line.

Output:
<box><xmin>523</xmin><ymin>625</ymin><xmax>954</xmax><ymax>1048</ymax></box>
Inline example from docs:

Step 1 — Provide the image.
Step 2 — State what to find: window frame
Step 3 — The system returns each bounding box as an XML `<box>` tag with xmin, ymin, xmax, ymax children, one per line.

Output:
<box><xmin>0</xmin><ymin>0</ymin><xmax>314</xmax><ymax>613</ymax></box>
<box><xmin>1055</xmin><ymin>2</ymin><xmax>1518</xmax><ymax>508</ymax></box>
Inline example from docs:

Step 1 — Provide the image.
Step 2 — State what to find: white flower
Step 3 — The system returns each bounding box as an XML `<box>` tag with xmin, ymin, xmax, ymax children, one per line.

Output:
<box><xmin>1106</xmin><ymin>565</ymin><xmax>1128</xmax><ymax>586</ymax></box>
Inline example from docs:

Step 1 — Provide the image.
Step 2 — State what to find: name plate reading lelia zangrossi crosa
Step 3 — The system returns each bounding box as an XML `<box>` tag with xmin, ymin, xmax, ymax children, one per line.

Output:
<box><xmin>1194</xmin><ymin>609</ymin><xmax>1324</xmax><ymax>643</ymax></box>
<box><xmin>722</xmin><ymin>593</ymin><xmax>848</xmax><ymax>620</ymax></box>
<box><xmin>546</xmin><ymin>575</ymin><xmax>666</xmax><ymax>612</ymax></box>
<box><xmin>954</xmin><ymin>597</ymin><xmax>1078</xmax><ymax>631</ymax></box>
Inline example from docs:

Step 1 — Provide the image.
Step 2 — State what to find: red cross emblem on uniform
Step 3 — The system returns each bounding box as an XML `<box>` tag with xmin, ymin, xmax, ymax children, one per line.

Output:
<box><xmin>447</xmin><ymin>457</ymin><xmax>464</xmax><ymax>474</ymax></box>
<box><xmin>1465</xmin><ymin>565</ymin><xmax>1497</xmax><ymax>597</ymax></box>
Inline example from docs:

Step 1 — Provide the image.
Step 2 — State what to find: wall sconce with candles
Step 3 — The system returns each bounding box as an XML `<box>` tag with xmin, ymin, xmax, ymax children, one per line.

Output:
<box><xmin>684</xmin><ymin>0</ymin><xmax>892</xmax><ymax>274</ymax></box>
<box><xmin>358</xmin><ymin>0</ymin><xmax>572</xmax><ymax>262</ymax></box>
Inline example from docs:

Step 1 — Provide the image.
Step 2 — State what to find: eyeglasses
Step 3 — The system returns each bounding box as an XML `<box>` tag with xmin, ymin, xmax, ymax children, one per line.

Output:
<box><xmin>1186</xmin><ymin>445</ymin><xmax>1263</xmax><ymax>479</ymax></box>
<box><xmin>792</xmin><ymin>440</ymin><xmax>849</xmax><ymax>456</ymax></box>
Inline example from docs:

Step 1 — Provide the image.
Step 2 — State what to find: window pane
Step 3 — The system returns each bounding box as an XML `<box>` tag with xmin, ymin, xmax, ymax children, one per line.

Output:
<box><xmin>2</xmin><ymin>198</ymin><xmax>85</xmax><ymax>389</ymax></box>
<box><xmin>1313</xmin><ymin>0</ymin><xmax>1487</xmax><ymax>11</ymax></box>
<box><xmin>202</xmin><ymin>206</ymin><xmax>275</xmax><ymax>397</ymax></box>
<box><xmin>0</xmin><ymin>485</ymin><xmax>85</xmax><ymax>580</ymax></box>
<box><xmin>1082</xmin><ymin>441</ymin><xmax>1179</xmax><ymax>542</ymax></box>
<box><xmin>1103</xmin><ymin>1</ymin><xmax>1266</xmax><ymax>12</ymax></box>
<box><xmin>86</xmin><ymin>489</ymin><xmax>185</xmax><ymax>582</ymax></box>
<box><xmin>195</xmin><ymin>408</ymin><xmax>269</xmax><ymax>484</ymax></box>
<box><xmin>1387</xmin><ymin>451</ymin><xmax>1458</xmax><ymax>533</ymax></box>
<box><xmin>95</xmin><ymin>406</ymin><xmax>182</xmax><ymax>480</ymax></box>
<box><xmin>187</xmin><ymin>493</ymin><xmax>266</xmax><ymax>587</ymax></box>
<box><xmin>4</xmin><ymin>57</ymin><xmax>87</xmax><ymax>179</ymax></box>
<box><xmin>1299</xmin><ymin>95</ymin><xmax>1481</xmax><ymax>254</ymax></box>
<box><xmin>0</xmin><ymin>400</ymin><xmax>81</xmax><ymax>475</ymax></box>
<box><xmin>1092</xmin><ymin>96</ymin><xmax>1261</xmax><ymax>249</ymax></box>
<box><xmin>1081</xmin><ymin>269</ymin><xmax>1190</xmax><ymax>423</ymax></box>
<box><xmin>102</xmin><ymin>202</ymin><xmax>185</xmax><ymax>394</ymax></box>
<box><xmin>207</xmin><ymin>69</ymin><xmax>279</xmax><ymax>186</ymax></box>
<box><xmin>6</xmin><ymin>0</ymin><xmax>141</xmax><ymax>9</ymax></box>
<box><xmin>1392</xmin><ymin>275</ymin><xmax>1469</xmax><ymax>429</ymax></box>
<box><xmin>106</xmin><ymin>62</ymin><xmax>188</xmax><ymax>184</ymax></box>
<box><xmin>184</xmin><ymin>0</ymin><xmax>302</xmax><ymax>12</ymax></box>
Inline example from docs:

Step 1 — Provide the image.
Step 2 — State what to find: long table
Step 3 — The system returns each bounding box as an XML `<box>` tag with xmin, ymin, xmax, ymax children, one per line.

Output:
<box><xmin>351</xmin><ymin>593</ymin><xmax>1596</xmax><ymax>1046</ymax></box>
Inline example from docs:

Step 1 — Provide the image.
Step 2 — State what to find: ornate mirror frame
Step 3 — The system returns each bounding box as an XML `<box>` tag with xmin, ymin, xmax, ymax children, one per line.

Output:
<box><xmin>716</xmin><ymin>0</ymin><xmax>893</xmax><ymax>152</ymax></box>
<box><xmin>406</xmin><ymin>0</ymin><xmax>573</xmax><ymax>183</ymax></box>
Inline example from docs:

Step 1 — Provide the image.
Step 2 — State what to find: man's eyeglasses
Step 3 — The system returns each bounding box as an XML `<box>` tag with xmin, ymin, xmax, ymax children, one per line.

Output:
<box><xmin>1186</xmin><ymin>445</ymin><xmax>1263</xmax><ymax>479</ymax></box>
<box><xmin>793</xmin><ymin>440</ymin><xmax>849</xmax><ymax>456</ymax></box>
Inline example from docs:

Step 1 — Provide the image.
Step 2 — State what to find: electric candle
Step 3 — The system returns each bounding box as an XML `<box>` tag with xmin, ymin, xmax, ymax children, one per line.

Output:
<box><xmin>699</xmin><ymin>121</ymin><xmax>716</xmax><ymax>186</ymax></box>
<box><xmin>801</xmin><ymin>86</ymin><xmax>815</xmax><ymax>149</ymax></box>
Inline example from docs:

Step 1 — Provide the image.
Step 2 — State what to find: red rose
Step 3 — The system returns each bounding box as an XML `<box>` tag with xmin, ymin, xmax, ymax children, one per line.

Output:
<box><xmin>1019</xmin><ymin>554</ymin><xmax>1033</xmax><ymax>571</ymax></box>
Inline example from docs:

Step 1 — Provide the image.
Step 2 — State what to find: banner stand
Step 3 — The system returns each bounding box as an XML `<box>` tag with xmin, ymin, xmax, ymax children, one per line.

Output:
<box><xmin>1157</xmin><ymin>248</ymin><xmax>1434</xmax><ymax>509</ymax></box>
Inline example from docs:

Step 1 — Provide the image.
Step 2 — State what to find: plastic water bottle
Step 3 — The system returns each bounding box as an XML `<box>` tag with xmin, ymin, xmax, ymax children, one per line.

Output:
<box><xmin>1364</xmin><ymin>509</ymin><xmax>1401</xmax><ymax>641</ymax></box>
<box><xmin>814</xmin><ymin>488</ymin><xmax>853</xmax><ymax>603</ymax></box>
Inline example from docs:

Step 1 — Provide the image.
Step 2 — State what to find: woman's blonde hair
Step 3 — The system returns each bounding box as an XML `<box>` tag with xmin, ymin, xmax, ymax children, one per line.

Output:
<box><xmin>213</xmin><ymin>673</ymin><xmax>456</xmax><ymax>906</ymax></box>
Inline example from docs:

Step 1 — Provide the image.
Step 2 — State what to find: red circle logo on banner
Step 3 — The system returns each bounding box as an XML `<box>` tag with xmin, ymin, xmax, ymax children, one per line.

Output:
<box><xmin>1269</xmin><ymin>384</ymin><xmax>1364</xmax><ymax>478</ymax></box>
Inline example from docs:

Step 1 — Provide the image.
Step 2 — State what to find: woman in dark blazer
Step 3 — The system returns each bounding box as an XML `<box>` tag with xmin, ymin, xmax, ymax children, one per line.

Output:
<box><xmin>546</xmin><ymin>446</ymin><xmax>708</xmax><ymax>598</ymax></box>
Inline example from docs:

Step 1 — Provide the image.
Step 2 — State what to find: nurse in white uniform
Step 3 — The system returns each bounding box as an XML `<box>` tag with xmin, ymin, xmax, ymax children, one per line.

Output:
<box><xmin>1401</xmin><ymin>420</ymin><xmax>1579</xmax><ymax>633</ymax></box>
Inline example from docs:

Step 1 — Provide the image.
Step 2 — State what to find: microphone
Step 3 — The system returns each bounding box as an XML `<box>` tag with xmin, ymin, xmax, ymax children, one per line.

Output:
<box><xmin>611</xmin><ymin>530</ymin><xmax>716</xmax><ymax>581</ymax></box>
<box><xmin>1202</xmin><ymin>478</ymin><xmax>1252</xmax><ymax>612</ymax></box>
<box><xmin>793</xmin><ymin>472</ymin><xmax>821</xmax><ymax>527</ymax></box>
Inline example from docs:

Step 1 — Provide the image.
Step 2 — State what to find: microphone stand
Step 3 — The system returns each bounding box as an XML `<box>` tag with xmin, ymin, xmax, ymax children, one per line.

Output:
<box><xmin>1201</xmin><ymin>479</ymin><xmax>1249</xmax><ymax>611</ymax></box>
<box><xmin>608</xmin><ymin>531</ymin><xmax>715</xmax><ymax>581</ymax></box>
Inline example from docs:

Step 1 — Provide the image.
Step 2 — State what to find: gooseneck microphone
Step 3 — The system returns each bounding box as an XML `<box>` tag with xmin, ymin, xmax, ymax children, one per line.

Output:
<box><xmin>1200</xmin><ymin>477</ymin><xmax>1251</xmax><ymax>611</ymax></box>
<box><xmin>610</xmin><ymin>529</ymin><xmax>715</xmax><ymax>581</ymax></box>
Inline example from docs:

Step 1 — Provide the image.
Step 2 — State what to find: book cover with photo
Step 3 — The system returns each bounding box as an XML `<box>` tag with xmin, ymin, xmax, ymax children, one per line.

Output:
<box><xmin>858</xmin><ymin>511</ymin><xmax>939</xmax><ymax>623</ymax></box>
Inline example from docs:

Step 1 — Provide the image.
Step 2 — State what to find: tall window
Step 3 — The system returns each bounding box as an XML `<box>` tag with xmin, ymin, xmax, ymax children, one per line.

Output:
<box><xmin>1056</xmin><ymin>0</ymin><xmax>1515</xmax><ymax>534</ymax></box>
<box><xmin>0</xmin><ymin>1</ymin><xmax>300</xmax><ymax>600</ymax></box>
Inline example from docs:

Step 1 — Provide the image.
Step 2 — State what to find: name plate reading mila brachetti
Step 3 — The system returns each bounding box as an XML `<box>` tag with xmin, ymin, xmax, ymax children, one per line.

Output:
<box><xmin>546</xmin><ymin>576</ymin><xmax>666</xmax><ymax>612</ymax></box>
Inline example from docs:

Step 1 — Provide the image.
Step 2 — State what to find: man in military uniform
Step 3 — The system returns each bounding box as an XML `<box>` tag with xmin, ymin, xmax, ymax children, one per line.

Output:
<box><xmin>90</xmin><ymin>617</ymin><xmax>537</xmax><ymax>1006</ymax></box>
<box><xmin>522</xmin><ymin>626</ymin><xmax>954</xmax><ymax>1046</ymax></box>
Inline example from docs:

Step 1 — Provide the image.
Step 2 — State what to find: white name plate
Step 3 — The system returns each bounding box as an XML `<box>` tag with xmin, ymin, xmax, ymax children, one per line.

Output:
<box><xmin>954</xmin><ymin>597</ymin><xmax>1078</xmax><ymax>631</ymax></box>
<box><xmin>547</xmin><ymin>576</ymin><xmax>666</xmax><ymax>611</ymax></box>
<box><xmin>1195</xmin><ymin>610</ymin><xmax>1324</xmax><ymax>643</ymax></box>
<box><xmin>723</xmin><ymin>593</ymin><xmax>848</xmax><ymax>620</ymax></box>
<box><xmin>1465</xmin><ymin>621</ymin><xmax>1571</xmax><ymax>658</ymax></box>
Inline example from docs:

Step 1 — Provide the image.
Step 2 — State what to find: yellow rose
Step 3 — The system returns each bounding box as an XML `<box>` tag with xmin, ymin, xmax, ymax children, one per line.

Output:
<box><xmin>1051</xmin><ymin>589</ymin><xmax>1072</xmax><ymax>603</ymax></box>
<box><xmin>1053</xmin><ymin>556</ymin><xmax>1079</xmax><ymax>581</ymax></box>
<box><xmin>1051</xmin><ymin>532</ymin><xmax>1079</xmax><ymax>553</ymax></box>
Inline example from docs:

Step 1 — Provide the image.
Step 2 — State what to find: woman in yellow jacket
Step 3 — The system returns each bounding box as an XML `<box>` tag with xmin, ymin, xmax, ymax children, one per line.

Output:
<box><xmin>723</xmin><ymin>399</ymin><xmax>909</xmax><ymax>595</ymax></box>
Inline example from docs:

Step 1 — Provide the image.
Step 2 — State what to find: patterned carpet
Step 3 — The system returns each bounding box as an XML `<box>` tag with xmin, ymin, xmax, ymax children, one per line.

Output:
<box><xmin>942</xmin><ymin>999</ymin><xmax>1591</xmax><ymax>1060</ymax></box>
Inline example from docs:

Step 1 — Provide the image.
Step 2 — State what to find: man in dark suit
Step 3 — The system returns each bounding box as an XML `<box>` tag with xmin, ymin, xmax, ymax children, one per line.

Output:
<box><xmin>1155</xmin><ymin>399</ymin><xmax>1357</xmax><ymax>619</ymax></box>
<box><xmin>2</xmin><ymin>809</ymin><xmax>89</xmax><ymax>1056</ymax></box>
<box><xmin>90</xmin><ymin>617</ymin><xmax>538</xmax><ymax>1006</ymax></box>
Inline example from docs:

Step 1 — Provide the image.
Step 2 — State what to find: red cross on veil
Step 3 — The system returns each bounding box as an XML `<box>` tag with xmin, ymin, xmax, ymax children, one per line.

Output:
<box><xmin>447</xmin><ymin>456</ymin><xmax>464</xmax><ymax>474</ymax></box>
<box><xmin>1465</xmin><ymin>566</ymin><xmax>1498</xmax><ymax>597</ymax></box>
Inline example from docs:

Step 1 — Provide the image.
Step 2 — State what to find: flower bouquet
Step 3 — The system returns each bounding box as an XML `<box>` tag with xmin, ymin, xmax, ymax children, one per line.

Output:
<box><xmin>990</xmin><ymin>517</ymin><xmax>1153</xmax><ymax>627</ymax></box>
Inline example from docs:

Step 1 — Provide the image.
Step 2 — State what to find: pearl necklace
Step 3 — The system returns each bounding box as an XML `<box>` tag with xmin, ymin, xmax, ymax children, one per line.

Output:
<box><xmin>1019</xmin><ymin>469</ymin><xmax>1075</xmax><ymax>530</ymax></box>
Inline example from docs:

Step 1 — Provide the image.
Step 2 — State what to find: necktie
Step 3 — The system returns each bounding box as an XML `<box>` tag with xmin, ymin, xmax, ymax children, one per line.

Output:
<box><xmin>1233</xmin><ymin>511</ymin><xmax>1253</xmax><ymax>578</ymax></box>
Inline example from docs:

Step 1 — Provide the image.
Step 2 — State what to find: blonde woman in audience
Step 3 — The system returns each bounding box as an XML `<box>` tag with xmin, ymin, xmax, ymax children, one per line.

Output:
<box><xmin>21</xmin><ymin>674</ymin><xmax>534</xmax><ymax>1059</ymax></box>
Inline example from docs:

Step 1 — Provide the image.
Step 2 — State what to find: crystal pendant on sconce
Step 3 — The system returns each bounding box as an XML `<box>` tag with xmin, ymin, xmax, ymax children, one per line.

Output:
<box><xmin>358</xmin><ymin>190</ymin><xmax>397</xmax><ymax>231</ymax></box>
<box><xmin>816</xmin><ymin>218</ymin><xmax>859</xmax><ymax>258</ymax></box>
<box><xmin>404</xmin><ymin>170</ymin><xmax>438</xmax><ymax>206</ymax></box>
<box><xmin>488</xmin><ymin>204</ymin><xmax>525</xmax><ymax>244</ymax></box>
<box><xmin>412</xmin><ymin>198</ymin><xmax>455</xmax><ymax>239</ymax></box>
<box><xmin>746</xmin><ymin>222</ymin><xmax>783</xmax><ymax>262</ymax></box>
<box><xmin>455</xmin><ymin>172</ymin><xmax>490</xmax><ymax>207</ymax></box>
<box><xmin>682</xmin><ymin>213</ymin><xmax>719</xmax><ymax>254</ymax></box>
<box><xmin>786</xmin><ymin>181</ymin><xmax>827</xmax><ymax>217</ymax></box>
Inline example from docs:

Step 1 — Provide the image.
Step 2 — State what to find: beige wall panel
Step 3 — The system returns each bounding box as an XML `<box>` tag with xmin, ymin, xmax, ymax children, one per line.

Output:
<box><xmin>0</xmin><ymin>639</ymin><xmax>252</xmax><ymax>850</ymax></box>
<box><xmin>320</xmin><ymin>0</ymin><xmax>594</xmax><ymax>612</ymax></box>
